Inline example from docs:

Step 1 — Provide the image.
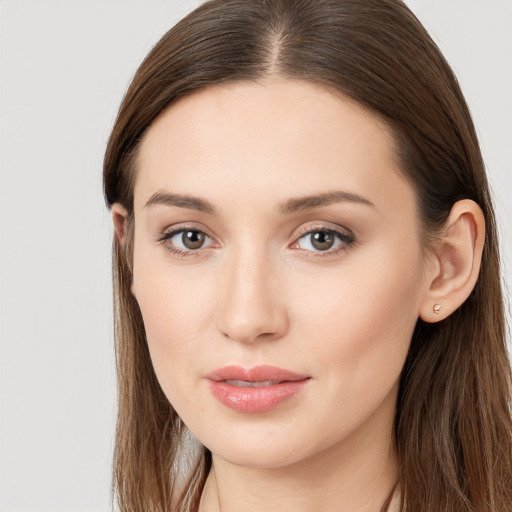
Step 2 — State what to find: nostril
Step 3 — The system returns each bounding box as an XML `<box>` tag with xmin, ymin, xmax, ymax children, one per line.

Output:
<box><xmin>218</xmin><ymin>316</ymin><xmax>288</xmax><ymax>344</ymax></box>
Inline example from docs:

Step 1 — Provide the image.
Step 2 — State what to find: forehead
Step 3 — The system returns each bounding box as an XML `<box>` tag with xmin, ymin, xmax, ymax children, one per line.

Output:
<box><xmin>134</xmin><ymin>79</ymin><xmax>413</xmax><ymax>215</ymax></box>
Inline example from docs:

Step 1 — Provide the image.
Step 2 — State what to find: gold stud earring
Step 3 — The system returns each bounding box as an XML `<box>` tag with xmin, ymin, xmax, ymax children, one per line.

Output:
<box><xmin>433</xmin><ymin>304</ymin><xmax>441</xmax><ymax>315</ymax></box>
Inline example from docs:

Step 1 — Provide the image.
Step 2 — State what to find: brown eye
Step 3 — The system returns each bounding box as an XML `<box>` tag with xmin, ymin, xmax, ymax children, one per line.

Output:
<box><xmin>181</xmin><ymin>230</ymin><xmax>206</xmax><ymax>250</ymax></box>
<box><xmin>310</xmin><ymin>231</ymin><xmax>335</xmax><ymax>251</ymax></box>
<box><xmin>160</xmin><ymin>228</ymin><xmax>213</xmax><ymax>253</ymax></box>
<box><xmin>295</xmin><ymin>228</ymin><xmax>354</xmax><ymax>253</ymax></box>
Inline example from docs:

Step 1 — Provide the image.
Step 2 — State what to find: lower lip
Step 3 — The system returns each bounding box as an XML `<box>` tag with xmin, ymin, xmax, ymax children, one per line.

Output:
<box><xmin>207</xmin><ymin>379</ymin><xmax>310</xmax><ymax>413</ymax></box>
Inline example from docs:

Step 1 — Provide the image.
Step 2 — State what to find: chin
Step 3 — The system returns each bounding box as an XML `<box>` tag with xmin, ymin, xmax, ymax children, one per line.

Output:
<box><xmin>212</xmin><ymin>442</ymin><xmax>309</xmax><ymax>469</ymax></box>
<box><xmin>193</xmin><ymin>416</ymin><xmax>335</xmax><ymax>470</ymax></box>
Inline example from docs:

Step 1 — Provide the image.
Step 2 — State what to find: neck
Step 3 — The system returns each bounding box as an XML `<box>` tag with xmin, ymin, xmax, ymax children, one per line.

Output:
<box><xmin>199</xmin><ymin>393</ymin><xmax>399</xmax><ymax>512</ymax></box>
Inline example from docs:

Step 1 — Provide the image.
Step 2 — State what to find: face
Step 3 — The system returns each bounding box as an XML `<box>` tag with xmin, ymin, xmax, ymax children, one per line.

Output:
<box><xmin>128</xmin><ymin>80</ymin><xmax>431</xmax><ymax>469</ymax></box>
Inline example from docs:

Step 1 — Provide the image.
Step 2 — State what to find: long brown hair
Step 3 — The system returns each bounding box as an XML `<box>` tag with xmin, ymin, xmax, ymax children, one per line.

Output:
<box><xmin>103</xmin><ymin>1</ymin><xmax>512</xmax><ymax>510</ymax></box>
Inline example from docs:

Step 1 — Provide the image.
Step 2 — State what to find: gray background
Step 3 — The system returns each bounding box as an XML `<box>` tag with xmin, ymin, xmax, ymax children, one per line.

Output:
<box><xmin>0</xmin><ymin>1</ymin><xmax>510</xmax><ymax>510</ymax></box>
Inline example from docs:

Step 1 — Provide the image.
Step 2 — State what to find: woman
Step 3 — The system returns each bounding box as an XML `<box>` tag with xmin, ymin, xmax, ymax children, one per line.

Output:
<box><xmin>103</xmin><ymin>0</ymin><xmax>512</xmax><ymax>510</ymax></box>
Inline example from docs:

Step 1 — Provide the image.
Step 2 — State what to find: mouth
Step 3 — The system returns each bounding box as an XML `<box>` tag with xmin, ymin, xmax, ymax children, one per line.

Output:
<box><xmin>205</xmin><ymin>365</ymin><xmax>311</xmax><ymax>413</ymax></box>
<box><xmin>223</xmin><ymin>379</ymin><xmax>284</xmax><ymax>387</ymax></box>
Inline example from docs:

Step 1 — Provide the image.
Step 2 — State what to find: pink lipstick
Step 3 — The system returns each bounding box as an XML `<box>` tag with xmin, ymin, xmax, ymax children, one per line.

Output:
<box><xmin>205</xmin><ymin>365</ymin><xmax>311</xmax><ymax>413</ymax></box>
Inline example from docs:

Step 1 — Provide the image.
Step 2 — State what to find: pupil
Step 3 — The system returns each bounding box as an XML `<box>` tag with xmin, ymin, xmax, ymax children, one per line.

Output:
<box><xmin>311</xmin><ymin>231</ymin><xmax>334</xmax><ymax>250</ymax></box>
<box><xmin>183</xmin><ymin>230</ymin><xmax>205</xmax><ymax>249</ymax></box>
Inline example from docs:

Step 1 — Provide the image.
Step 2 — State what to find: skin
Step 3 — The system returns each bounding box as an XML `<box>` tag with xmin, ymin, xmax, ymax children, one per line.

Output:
<box><xmin>112</xmin><ymin>79</ymin><xmax>485</xmax><ymax>512</ymax></box>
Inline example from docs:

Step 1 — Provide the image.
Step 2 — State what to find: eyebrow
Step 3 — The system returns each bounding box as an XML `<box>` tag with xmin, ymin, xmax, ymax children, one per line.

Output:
<box><xmin>278</xmin><ymin>190</ymin><xmax>375</xmax><ymax>215</ymax></box>
<box><xmin>144</xmin><ymin>190</ymin><xmax>217</xmax><ymax>214</ymax></box>
<box><xmin>143</xmin><ymin>189</ymin><xmax>374</xmax><ymax>215</ymax></box>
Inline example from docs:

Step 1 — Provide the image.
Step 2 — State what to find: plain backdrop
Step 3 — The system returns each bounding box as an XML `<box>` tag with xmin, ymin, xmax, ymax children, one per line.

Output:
<box><xmin>0</xmin><ymin>1</ymin><xmax>510</xmax><ymax>511</ymax></box>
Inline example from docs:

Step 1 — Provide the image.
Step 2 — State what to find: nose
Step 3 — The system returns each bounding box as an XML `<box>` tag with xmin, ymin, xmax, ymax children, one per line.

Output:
<box><xmin>216</xmin><ymin>248</ymin><xmax>289</xmax><ymax>344</ymax></box>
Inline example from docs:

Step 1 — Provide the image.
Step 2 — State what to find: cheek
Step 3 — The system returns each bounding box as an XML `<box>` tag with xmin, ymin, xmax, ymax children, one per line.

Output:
<box><xmin>131</xmin><ymin>245</ymin><xmax>219</xmax><ymax>391</ymax></box>
<box><xmin>291</xmin><ymin>242</ymin><xmax>424</xmax><ymax>392</ymax></box>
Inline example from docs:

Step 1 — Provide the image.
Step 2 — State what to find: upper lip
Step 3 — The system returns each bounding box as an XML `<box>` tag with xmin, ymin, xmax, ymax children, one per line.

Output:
<box><xmin>205</xmin><ymin>365</ymin><xmax>310</xmax><ymax>383</ymax></box>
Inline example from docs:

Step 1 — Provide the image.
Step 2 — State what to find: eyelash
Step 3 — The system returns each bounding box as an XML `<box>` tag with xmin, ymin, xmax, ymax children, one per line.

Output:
<box><xmin>291</xmin><ymin>226</ymin><xmax>356</xmax><ymax>257</ymax></box>
<box><xmin>156</xmin><ymin>225</ymin><xmax>216</xmax><ymax>259</ymax></box>
<box><xmin>157</xmin><ymin>224</ymin><xmax>356</xmax><ymax>258</ymax></box>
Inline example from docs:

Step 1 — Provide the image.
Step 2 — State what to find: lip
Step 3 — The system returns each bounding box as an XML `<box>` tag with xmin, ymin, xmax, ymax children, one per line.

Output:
<box><xmin>205</xmin><ymin>365</ymin><xmax>311</xmax><ymax>413</ymax></box>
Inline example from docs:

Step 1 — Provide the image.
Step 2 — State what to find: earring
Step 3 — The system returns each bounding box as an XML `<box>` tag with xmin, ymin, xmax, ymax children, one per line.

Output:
<box><xmin>433</xmin><ymin>304</ymin><xmax>441</xmax><ymax>315</ymax></box>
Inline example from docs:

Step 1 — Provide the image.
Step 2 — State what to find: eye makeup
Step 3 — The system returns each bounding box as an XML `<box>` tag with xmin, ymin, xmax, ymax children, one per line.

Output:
<box><xmin>155</xmin><ymin>221</ymin><xmax>357</xmax><ymax>260</ymax></box>
<box><xmin>156</xmin><ymin>223</ymin><xmax>218</xmax><ymax>258</ymax></box>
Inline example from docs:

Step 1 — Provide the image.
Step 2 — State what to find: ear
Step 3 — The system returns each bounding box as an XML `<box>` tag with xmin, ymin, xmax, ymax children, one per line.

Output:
<box><xmin>419</xmin><ymin>199</ymin><xmax>485</xmax><ymax>323</ymax></box>
<box><xmin>111</xmin><ymin>203</ymin><xmax>129</xmax><ymax>248</ymax></box>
